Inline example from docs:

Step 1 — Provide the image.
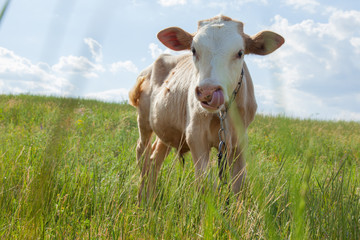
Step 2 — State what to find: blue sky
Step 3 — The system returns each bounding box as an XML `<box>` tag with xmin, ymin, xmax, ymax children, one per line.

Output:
<box><xmin>0</xmin><ymin>0</ymin><xmax>359</xmax><ymax>121</ymax></box>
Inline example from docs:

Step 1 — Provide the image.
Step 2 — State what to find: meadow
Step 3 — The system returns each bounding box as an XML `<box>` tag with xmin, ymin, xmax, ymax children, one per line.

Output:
<box><xmin>0</xmin><ymin>94</ymin><xmax>359</xmax><ymax>239</ymax></box>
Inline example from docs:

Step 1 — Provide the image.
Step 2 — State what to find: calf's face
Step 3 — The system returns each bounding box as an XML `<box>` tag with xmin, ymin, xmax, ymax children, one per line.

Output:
<box><xmin>157</xmin><ymin>16</ymin><xmax>284</xmax><ymax>112</ymax></box>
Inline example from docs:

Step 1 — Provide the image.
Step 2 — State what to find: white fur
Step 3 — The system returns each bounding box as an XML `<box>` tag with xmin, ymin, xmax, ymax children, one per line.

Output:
<box><xmin>192</xmin><ymin>20</ymin><xmax>245</xmax><ymax>102</ymax></box>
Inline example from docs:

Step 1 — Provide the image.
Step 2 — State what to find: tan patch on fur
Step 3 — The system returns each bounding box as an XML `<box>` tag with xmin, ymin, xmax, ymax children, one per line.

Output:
<box><xmin>128</xmin><ymin>76</ymin><xmax>146</xmax><ymax>107</ymax></box>
<box><xmin>164</xmin><ymin>70</ymin><xmax>175</xmax><ymax>85</ymax></box>
<box><xmin>237</xmin><ymin>22</ymin><xmax>244</xmax><ymax>34</ymax></box>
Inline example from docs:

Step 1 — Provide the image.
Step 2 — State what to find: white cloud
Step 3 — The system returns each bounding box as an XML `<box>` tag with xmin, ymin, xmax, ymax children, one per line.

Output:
<box><xmin>85</xmin><ymin>88</ymin><xmax>129</xmax><ymax>102</ymax></box>
<box><xmin>255</xmin><ymin>85</ymin><xmax>360</xmax><ymax>121</ymax></box>
<box><xmin>84</xmin><ymin>38</ymin><xmax>103</xmax><ymax>63</ymax></box>
<box><xmin>350</xmin><ymin>37</ymin><xmax>360</xmax><ymax>53</ymax></box>
<box><xmin>235</xmin><ymin>0</ymin><xmax>268</xmax><ymax>5</ymax></box>
<box><xmin>149</xmin><ymin>43</ymin><xmax>174</xmax><ymax>59</ymax></box>
<box><xmin>157</xmin><ymin>0</ymin><xmax>187</xmax><ymax>7</ymax></box>
<box><xmin>156</xmin><ymin>0</ymin><xmax>268</xmax><ymax>9</ymax></box>
<box><xmin>0</xmin><ymin>47</ymin><xmax>73</xmax><ymax>95</ymax></box>
<box><xmin>190</xmin><ymin>0</ymin><xmax>267</xmax><ymax>10</ymax></box>
<box><xmin>0</xmin><ymin>44</ymin><xmax>138</xmax><ymax>100</ymax></box>
<box><xmin>284</xmin><ymin>0</ymin><xmax>319</xmax><ymax>13</ymax></box>
<box><xmin>327</xmin><ymin>9</ymin><xmax>360</xmax><ymax>40</ymax></box>
<box><xmin>52</xmin><ymin>55</ymin><xmax>105</xmax><ymax>78</ymax></box>
<box><xmin>110</xmin><ymin>60</ymin><xmax>138</xmax><ymax>73</ymax></box>
<box><xmin>251</xmin><ymin>10</ymin><xmax>360</xmax><ymax>121</ymax></box>
<box><xmin>255</xmin><ymin>85</ymin><xmax>322</xmax><ymax>118</ymax></box>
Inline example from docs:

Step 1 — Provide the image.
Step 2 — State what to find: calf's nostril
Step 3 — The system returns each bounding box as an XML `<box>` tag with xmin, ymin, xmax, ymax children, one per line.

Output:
<box><xmin>196</xmin><ymin>85</ymin><xmax>223</xmax><ymax>102</ymax></box>
<box><xmin>195</xmin><ymin>87</ymin><xmax>202</xmax><ymax>98</ymax></box>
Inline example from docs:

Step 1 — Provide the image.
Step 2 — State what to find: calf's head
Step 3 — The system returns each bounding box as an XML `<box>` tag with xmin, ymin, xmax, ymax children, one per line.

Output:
<box><xmin>157</xmin><ymin>15</ymin><xmax>284</xmax><ymax>112</ymax></box>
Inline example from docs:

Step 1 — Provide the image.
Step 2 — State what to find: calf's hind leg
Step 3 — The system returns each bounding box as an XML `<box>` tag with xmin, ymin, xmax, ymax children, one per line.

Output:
<box><xmin>136</xmin><ymin>112</ymin><xmax>153</xmax><ymax>202</ymax></box>
<box><xmin>136</xmin><ymin>114</ymin><xmax>153</xmax><ymax>168</ymax></box>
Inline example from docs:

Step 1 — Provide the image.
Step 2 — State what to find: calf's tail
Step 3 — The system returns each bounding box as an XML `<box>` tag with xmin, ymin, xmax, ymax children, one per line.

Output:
<box><xmin>128</xmin><ymin>76</ymin><xmax>146</xmax><ymax>107</ymax></box>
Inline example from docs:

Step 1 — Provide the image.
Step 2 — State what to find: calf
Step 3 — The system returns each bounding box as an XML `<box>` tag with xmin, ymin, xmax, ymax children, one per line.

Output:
<box><xmin>129</xmin><ymin>15</ymin><xmax>284</xmax><ymax>201</ymax></box>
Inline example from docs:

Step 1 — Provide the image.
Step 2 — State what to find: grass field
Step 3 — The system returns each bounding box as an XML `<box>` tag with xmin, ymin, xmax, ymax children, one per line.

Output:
<box><xmin>0</xmin><ymin>94</ymin><xmax>359</xmax><ymax>239</ymax></box>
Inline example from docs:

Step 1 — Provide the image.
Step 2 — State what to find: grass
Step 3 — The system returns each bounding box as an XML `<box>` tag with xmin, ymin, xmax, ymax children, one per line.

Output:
<box><xmin>0</xmin><ymin>94</ymin><xmax>359</xmax><ymax>239</ymax></box>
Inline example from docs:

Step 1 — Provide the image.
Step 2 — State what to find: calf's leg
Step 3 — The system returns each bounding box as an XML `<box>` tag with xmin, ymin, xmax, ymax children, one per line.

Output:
<box><xmin>228</xmin><ymin>148</ymin><xmax>247</xmax><ymax>194</ymax></box>
<box><xmin>187</xmin><ymin>132</ymin><xmax>210</xmax><ymax>181</ymax></box>
<box><xmin>139</xmin><ymin>138</ymin><xmax>171</xmax><ymax>202</ymax></box>
<box><xmin>136</xmin><ymin>111</ymin><xmax>153</xmax><ymax>162</ymax></box>
<box><xmin>136</xmin><ymin>114</ymin><xmax>153</xmax><ymax>202</ymax></box>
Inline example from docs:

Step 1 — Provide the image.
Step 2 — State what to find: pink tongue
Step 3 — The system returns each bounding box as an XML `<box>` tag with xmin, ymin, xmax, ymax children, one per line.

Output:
<box><xmin>207</xmin><ymin>90</ymin><xmax>224</xmax><ymax>109</ymax></box>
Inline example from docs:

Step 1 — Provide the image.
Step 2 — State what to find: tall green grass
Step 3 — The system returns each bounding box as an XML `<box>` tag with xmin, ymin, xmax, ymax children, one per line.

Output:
<box><xmin>0</xmin><ymin>94</ymin><xmax>359</xmax><ymax>239</ymax></box>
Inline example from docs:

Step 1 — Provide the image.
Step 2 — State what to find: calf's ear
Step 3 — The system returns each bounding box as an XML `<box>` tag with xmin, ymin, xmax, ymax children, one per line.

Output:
<box><xmin>157</xmin><ymin>27</ymin><xmax>193</xmax><ymax>51</ymax></box>
<box><xmin>245</xmin><ymin>31</ymin><xmax>285</xmax><ymax>55</ymax></box>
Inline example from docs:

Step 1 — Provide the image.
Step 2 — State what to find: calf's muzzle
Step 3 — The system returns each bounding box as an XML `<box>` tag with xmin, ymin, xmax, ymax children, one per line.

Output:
<box><xmin>195</xmin><ymin>85</ymin><xmax>225</xmax><ymax>111</ymax></box>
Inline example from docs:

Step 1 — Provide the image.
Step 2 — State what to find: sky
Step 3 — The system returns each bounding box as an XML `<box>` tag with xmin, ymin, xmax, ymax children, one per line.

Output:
<box><xmin>0</xmin><ymin>0</ymin><xmax>359</xmax><ymax>121</ymax></box>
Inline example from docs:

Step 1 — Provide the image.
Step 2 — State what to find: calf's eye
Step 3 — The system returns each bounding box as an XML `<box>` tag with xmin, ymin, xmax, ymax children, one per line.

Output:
<box><xmin>237</xmin><ymin>50</ymin><xmax>244</xmax><ymax>58</ymax></box>
<box><xmin>191</xmin><ymin>47</ymin><xmax>196</xmax><ymax>56</ymax></box>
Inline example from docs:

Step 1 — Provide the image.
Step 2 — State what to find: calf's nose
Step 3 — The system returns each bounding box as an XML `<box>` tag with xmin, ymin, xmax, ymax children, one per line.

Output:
<box><xmin>196</xmin><ymin>86</ymin><xmax>218</xmax><ymax>102</ymax></box>
<box><xmin>195</xmin><ymin>85</ymin><xmax>225</xmax><ymax>110</ymax></box>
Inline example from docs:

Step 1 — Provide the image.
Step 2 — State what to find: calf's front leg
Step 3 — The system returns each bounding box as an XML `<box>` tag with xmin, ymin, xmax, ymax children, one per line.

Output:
<box><xmin>186</xmin><ymin>131</ymin><xmax>210</xmax><ymax>181</ymax></box>
<box><xmin>139</xmin><ymin>138</ymin><xmax>171</xmax><ymax>203</ymax></box>
<box><xmin>228</xmin><ymin>147</ymin><xmax>247</xmax><ymax>194</ymax></box>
